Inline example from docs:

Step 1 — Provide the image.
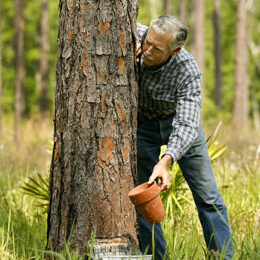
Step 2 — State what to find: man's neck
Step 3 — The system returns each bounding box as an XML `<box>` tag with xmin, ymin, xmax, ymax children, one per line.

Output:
<box><xmin>144</xmin><ymin>55</ymin><xmax>172</xmax><ymax>70</ymax></box>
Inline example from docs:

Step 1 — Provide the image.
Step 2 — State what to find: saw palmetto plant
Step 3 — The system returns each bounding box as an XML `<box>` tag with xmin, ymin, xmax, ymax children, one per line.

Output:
<box><xmin>21</xmin><ymin>172</ymin><xmax>49</xmax><ymax>213</ymax></box>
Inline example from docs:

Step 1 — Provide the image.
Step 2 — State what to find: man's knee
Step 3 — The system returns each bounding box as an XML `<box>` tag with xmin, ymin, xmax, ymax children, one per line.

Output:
<box><xmin>197</xmin><ymin>192</ymin><xmax>227</xmax><ymax>212</ymax></box>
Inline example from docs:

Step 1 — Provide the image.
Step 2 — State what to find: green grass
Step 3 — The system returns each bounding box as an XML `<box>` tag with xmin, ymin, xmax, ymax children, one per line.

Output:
<box><xmin>0</xmin><ymin>116</ymin><xmax>259</xmax><ymax>259</ymax></box>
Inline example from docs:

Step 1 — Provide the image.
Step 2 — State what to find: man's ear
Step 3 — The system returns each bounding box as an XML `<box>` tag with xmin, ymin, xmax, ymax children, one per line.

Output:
<box><xmin>170</xmin><ymin>47</ymin><xmax>182</xmax><ymax>56</ymax></box>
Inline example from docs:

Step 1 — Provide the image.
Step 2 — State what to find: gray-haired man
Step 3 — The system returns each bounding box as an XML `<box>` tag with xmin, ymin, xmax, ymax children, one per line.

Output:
<box><xmin>136</xmin><ymin>15</ymin><xmax>233</xmax><ymax>259</ymax></box>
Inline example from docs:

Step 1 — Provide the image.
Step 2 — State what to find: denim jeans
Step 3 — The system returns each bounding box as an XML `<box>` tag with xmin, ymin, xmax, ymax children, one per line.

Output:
<box><xmin>137</xmin><ymin>114</ymin><xmax>233</xmax><ymax>260</ymax></box>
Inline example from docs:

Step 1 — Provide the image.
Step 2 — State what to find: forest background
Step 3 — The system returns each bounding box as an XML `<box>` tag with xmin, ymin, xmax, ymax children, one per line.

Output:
<box><xmin>0</xmin><ymin>0</ymin><xmax>259</xmax><ymax>259</ymax></box>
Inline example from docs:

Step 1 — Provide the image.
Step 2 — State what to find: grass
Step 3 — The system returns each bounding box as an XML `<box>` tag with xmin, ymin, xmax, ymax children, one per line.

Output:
<box><xmin>0</xmin><ymin>115</ymin><xmax>259</xmax><ymax>259</ymax></box>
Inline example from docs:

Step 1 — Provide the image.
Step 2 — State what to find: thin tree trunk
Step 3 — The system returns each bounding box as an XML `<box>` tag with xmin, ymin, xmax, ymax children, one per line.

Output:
<box><xmin>46</xmin><ymin>0</ymin><xmax>138</xmax><ymax>258</ymax></box>
<box><xmin>0</xmin><ymin>0</ymin><xmax>2</xmax><ymax>137</ymax></box>
<box><xmin>149</xmin><ymin>0</ymin><xmax>160</xmax><ymax>18</ymax></box>
<box><xmin>190</xmin><ymin>0</ymin><xmax>205</xmax><ymax>91</ymax></box>
<box><xmin>248</xmin><ymin>38</ymin><xmax>260</xmax><ymax>130</ymax></box>
<box><xmin>213</xmin><ymin>0</ymin><xmax>222</xmax><ymax>107</ymax></box>
<box><xmin>178</xmin><ymin>0</ymin><xmax>187</xmax><ymax>21</ymax></box>
<box><xmin>232</xmin><ymin>0</ymin><xmax>248</xmax><ymax>131</ymax></box>
<box><xmin>252</xmin><ymin>91</ymin><xmax>260</xmax><ymax>130</ymax></box>
<box><xmin>14</xmin><ymin>0</ymin><xmax>25</xmax><ymax>143</ymax></box>
<box><xmin>164</xmin><ymin>0</ymin><xmax>172</xmax><ymax>15</ymax></box>
<box><xmin>39</xmin><ymin>0</ymin><xmax>49</xmax><ymax>117</ymax></box>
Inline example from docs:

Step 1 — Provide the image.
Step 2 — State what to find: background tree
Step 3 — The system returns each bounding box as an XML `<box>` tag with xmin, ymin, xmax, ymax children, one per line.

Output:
<box><xmin>46</xmin><ymin>0</ymin><xmax>138</xmax><ymax>257</ymax></box>
<box><xmin>39</xmin><ymin>0</ymin><xmax>49</xmax><ymax>117</ymax></box>
<box><xmin>232</xmin><ymin>0</ymin><xmax>248</xmax><ymax>131</ymax></box>
<box><xmin>14</xmin><ymin>0</ymin><xmax>25</xmax><ymax>143</ymax></box>
<box><xmin>213</xmin><ymin>0</ymin><xmax>222</xmax><ymax>107</ymax></box>
<box><xmin>190</xmin><ymin>0</ymin><xmax>205</xmax><ymax>91</ymax></box>
<box><xmin>247</xmin><ymin>0</ymin><xmax>260</xmax><ymax>130</ymax></box>
<box><xmin>164</xmin><ymin>0</ymin><xmax>172</xmax><ymax>15</ymax></box>
<box><xmin>178</xmin><ymin>0</ymin><xmax>187</xmax><ymax>21</ymax></box>
<box><xmin>0</xmin><ymin>0</ymin><xmax>2</xmax><ymax>136</ymax></box>
<box><xmin>149</xmin><ymin>0</ymin><xmax>161</xmax><ymax>18</ymax></box>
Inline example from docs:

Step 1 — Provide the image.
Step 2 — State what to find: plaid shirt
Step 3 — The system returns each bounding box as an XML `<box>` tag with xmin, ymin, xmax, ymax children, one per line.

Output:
<box><xmin>137</xmin><ymin>23</ymin><xmax>202</xmax><ymax>163</ymax></box>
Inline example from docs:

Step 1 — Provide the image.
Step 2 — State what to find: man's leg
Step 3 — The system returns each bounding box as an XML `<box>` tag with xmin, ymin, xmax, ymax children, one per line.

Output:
<box><xmin>137</xmin><ymin>115</ymin><xmax>168</xmax><ymax>260</ymax></box>
<box><xmin>177</xmin><ymin>124</ymin><xmax>233</xmax><ymax>258</ymax></box>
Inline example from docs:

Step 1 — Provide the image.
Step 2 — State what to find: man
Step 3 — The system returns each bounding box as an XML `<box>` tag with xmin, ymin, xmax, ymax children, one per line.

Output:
<box><xmin>136</xmin><ymin>15</ymin><xmax>233</xmax><ymax>259</ymax></box>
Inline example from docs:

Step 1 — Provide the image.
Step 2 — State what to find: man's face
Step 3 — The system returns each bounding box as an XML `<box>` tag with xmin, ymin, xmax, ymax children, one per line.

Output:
<box><xmin>143</xmin><ymin>28</ymin><xmax>174</xmax><ymax>67</ymax></box>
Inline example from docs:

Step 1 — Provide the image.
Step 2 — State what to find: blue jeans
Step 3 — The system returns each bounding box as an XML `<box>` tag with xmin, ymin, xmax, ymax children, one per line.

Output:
<box><xmin>137</xmin><ymin>114</ymin><xmax>233</xmax><ymax>259</ymax></box>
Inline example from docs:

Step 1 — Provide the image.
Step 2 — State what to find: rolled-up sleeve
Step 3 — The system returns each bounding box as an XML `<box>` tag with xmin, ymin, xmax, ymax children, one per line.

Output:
<box><xmin>163</xmin><ymin>71</ymin><xmax>202</xmax><ymax>163</ymax></box>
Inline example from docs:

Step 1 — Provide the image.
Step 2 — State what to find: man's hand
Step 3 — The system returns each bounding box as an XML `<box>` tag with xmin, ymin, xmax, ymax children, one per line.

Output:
<box><xmin>136</xmin><ymin>42</ymin><xmax>142</xmax><ymax>62</ymax></box>
<box><xmin>148</xmin><ymin>155</ymin><xmax>172</xmax><ymax>191</ymax></box>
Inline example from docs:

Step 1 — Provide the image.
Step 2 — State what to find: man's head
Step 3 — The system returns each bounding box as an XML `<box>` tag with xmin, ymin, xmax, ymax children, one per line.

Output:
<box><xmin>143</xmin><ymin>15</ymin><xmax>188</xmax><ymax>67</ymax></box>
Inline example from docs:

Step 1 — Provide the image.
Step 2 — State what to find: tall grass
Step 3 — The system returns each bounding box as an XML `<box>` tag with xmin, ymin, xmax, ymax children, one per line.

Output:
<box><xmin>0</xmin><ymin>115</ymin><xmax>51</xmax><ymax>259</ymax></box>
<box><xmin>0</xmin><ymin>116</ymin><xmax>259</xmax><ymax>259</ymax></box>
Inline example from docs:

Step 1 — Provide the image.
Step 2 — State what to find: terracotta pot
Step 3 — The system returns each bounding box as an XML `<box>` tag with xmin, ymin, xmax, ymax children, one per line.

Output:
<box><xmin>128</xmin><ymin>182</ymin><xmax>165</xmax><ymax>224</ymax></box>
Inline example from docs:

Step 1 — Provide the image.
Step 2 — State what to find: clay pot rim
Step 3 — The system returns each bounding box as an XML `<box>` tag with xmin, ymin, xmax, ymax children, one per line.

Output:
<box><xmin>128</xmin><ymin>181</ymin><xmax>161</xmax><ymax>206</ymax></box>
<box><xmin>128</xmin><ymin>181</ymin><xmax>158</xmax><ymax>196</ymax></box>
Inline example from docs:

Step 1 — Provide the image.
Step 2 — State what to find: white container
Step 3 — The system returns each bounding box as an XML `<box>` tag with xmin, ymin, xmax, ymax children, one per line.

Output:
<box><xmin>101</xmin><ymin>255</ymin><xmax>152</xmax><ymax>260</ymax></box>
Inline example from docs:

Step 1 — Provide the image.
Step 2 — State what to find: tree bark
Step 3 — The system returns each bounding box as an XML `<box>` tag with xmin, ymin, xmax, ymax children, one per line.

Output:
<box><xmin>164</xmin><ymin>0</ymin><xmax>172</xmax><ymax>15</ymax></box>
<box><xmin>14</xmin><ymin>0</ymin><xmax>25</xmax><ymax>143</ymax></box>
<box><xmin>178</xmin><ymin>0</ymin><xmax>186</xmax><ymax>21</ymax></box>
<box><xmin>232</xmin><ymin>0</ymin><xmax>248</xmax><ymax>131</ymax></box>
<box><xmin>46</xmin><ymin>0</ymin><xmax>138</xmax><ymax>257</ymax></box>
<box><xmin>190</xmin><ymin>0</ymin><xmax>205</xmax><ymax>91</ymax></box>
<box><xmin>213</xmin><ymin>0</ymin><xmax>222</xmax><ymax>107</ymax></box>
<box><xmin>39</xmin><ymin>0</ymin><xmax>49</xmax><ymax>117</ymax></box>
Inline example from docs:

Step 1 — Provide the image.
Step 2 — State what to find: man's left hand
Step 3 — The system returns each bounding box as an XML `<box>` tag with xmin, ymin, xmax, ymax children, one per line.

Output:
<box><xmin>136</xmin><ymin>42</ymin><xmax>142</xmax><ymax>62</ymax></box>
<box><xmin>148</xmin><ymin>155</ymin><xmax>172</xmax><ymax>191</ymax></box>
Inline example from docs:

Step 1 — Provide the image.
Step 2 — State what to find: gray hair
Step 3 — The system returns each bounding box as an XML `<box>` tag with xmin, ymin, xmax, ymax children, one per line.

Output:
<box><xmin>149</xmin><ymin>15</ymin><xmax>189</xmax><ymax>51</ymax></box>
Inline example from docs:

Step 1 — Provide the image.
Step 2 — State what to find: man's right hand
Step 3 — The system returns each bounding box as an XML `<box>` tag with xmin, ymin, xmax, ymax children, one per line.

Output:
<box><xmin>136</xmin><ymin>42</ymin><xmax>142</xmax><ymax>62</ymax></box>
<box><xmin>148</xmin><ymin>154</ymin><xmax>172</xmax><ymax>191</ymax></box>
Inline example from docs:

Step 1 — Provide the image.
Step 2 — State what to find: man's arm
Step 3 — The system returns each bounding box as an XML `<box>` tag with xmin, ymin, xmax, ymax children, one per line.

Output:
<box><xmin>164</xmin><ymin>72</ymin><xmax>202</xmax><ymax>162</ymax></box>
<box><xmin>148</xmin><ymin>67</ymin><xmax>202</xmax><ymax>190</ymax></box>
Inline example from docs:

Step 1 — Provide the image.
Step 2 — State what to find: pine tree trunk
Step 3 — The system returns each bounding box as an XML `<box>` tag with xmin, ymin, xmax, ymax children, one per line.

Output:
<box><xmin>190</xmin><ymin>0</ymin><xmax>205</xmax><ymax>91</ymax></box>
<box><xmin>232</xmin><ymin>0</ymin><xmax>248</xmax><ymax>130</ymax></box>
<box><xmin>46</xmin><ymin>0</ymin><xmax>138</xmax><ymax>257</ymax></box>
<box><xmin>14</xmin><ymin>0</ymin><xmax>25</xmax><ymax>143</ymax></box>
<box><xmin>39</xmin><ymin>0</ymin><xmax>49</xmax><ymax>117</ymax></box>
<box><xmin>178</xmin><ymin>0</ymin><xmax>186</xmax><ymax>21</ymax></box>
<box><xmin>213</xmin><ymin>0</ymin><xmax>222</xmax><ymax>107</ymax></box>
<box><xmin>164</xmin><ymin>0</ymin><xmax>172</xmax><ymax>15</ymax></box>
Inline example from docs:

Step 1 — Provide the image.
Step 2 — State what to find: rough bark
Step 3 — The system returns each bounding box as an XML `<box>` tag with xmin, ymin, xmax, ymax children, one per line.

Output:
<box><xmin>46</xmin><ymin>0</ymin><xmax>138</xmax><ymax>257</ymax></box>
<box><xmin>190</xmin><ymin>0</ymin><xmax>205</xmax><ymax>91</ymax></box>
<box><xmin>39</xmin><ymin>0</ymin><xmax>50</xmax><ymax>117</ymax></box>
<box><xmin>164</xmin><ymin>0</ymin><xmax>172</xmax><ymax>15</ymax></box>
<box><xmin>178</xmin><ymin>0</ymin><xmax>186</xmax><ymax>21</ymax></box>
<box><xmin>232</xmin><ymin>0</ymin><xmax>248</xmax><ymax>130</ymax></box>
<box><xmin>14</xmin><ymin>0</ymin><xmax>25</xmax><ymax>143</ymax></box>
<box><xmin>213</xmin><ymin>0</ymin><xmax>222</xmax><ymax>107</ymax></box>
